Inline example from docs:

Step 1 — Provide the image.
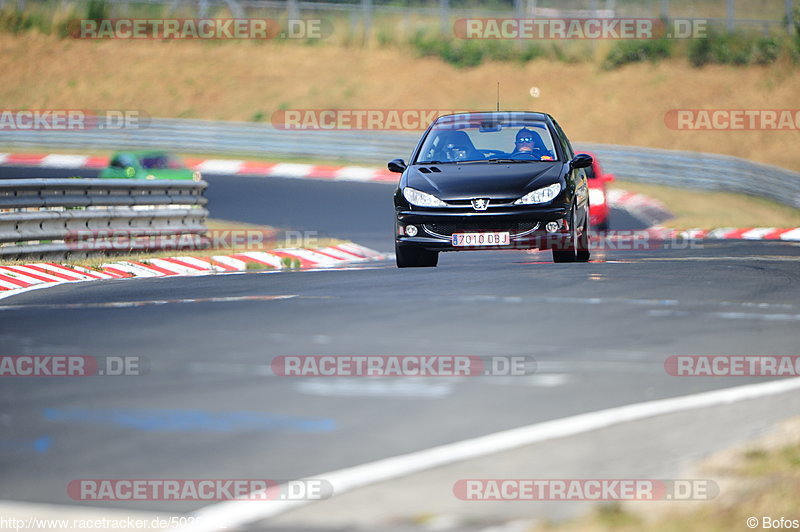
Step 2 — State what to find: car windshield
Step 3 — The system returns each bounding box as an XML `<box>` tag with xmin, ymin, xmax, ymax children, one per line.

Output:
<box><xmin>415</xmin><ymin>117</ymin><xmax>558</xmax><ymax>164</ymax></box>
<box><xmin>140</xmin><ymin>154</ymin><xmax>184</xmax><ymax>170</ymax></box>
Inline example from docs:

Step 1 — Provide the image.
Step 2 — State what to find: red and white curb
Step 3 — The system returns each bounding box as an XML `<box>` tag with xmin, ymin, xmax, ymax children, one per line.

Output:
<box><xmin>607</xmin><ymin>188</ymin><xmax>674</xmax><ymax>226</ymax></box>
<box><xmin>0</xmin><ymin>152</ymin><xmax>398</xmax><ymax>183</ymax></box>
<box><xmin>0</xmin><ymin>243</ymin><xmax>386</xmax><ymax>295</ymax></box>
<box><xmin>653</xmin><ymin>226</ymin><xmax>800</xmax><ymax>241</ymax></box>
<box><xmin>607</xmin><ymin>190</ymin><xmax>800</xmax><ymax>241</ymax></box>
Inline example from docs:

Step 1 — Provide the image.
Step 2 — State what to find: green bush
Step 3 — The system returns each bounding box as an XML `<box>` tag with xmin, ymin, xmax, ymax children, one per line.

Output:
<box><xmin>0</xmin><ymin>10</ymin><xmax>49</xmax><ymax>34</ymax></box>
<box><xmin>753</xmin><ymin>37</ymin><xmax>780</xmax><ymax>65</ymax></box>
<box><xmin>688</xmin><ymin>34</ymin><xmax>713</xmax><ymax>66</ymax></box>
<box><xmin>603</xmin><ymin>38</ymin><xmax>673</xmax><ymax>69</ymax></box>
<box><xmin>86</xmin><ymin>0</ymin><xmax>109</xmax><ymax>21</ymax></box>
<box><xmin>518</xmin><ymin>43</ymin><xmax>544</xmax><ymax>62</ymax></box>
<box><xmin>688</xmin><ymin>31</ymin><xmax>782</xmax><ymax>67</ymax></box>
<box><xmin>482</xmin><ymin>40</ymin><xmax>515</xmax><ymax>62</ymax></box>
<box><xmin>409</xmin><ymin>32</ymin><xmax>484</xmax><ymax>68</ymax></box>
<box><xmin>409</xmin><ymin>32</ymin><xmax>548</xmax><ymax>68</ymax></box>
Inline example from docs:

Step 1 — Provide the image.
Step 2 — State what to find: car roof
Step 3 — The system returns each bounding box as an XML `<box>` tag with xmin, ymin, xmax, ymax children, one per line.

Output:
<box><xmin>433</xmin><ymin>111</ymin><xmax>551</xmax><ymax>123</ymax></box>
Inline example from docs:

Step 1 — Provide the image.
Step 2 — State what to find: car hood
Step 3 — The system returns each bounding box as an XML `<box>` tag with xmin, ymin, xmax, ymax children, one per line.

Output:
<box><xmin>405</xmin><ymin>162</ymin><xmax>563</xmax><ymax>201</ymax></box>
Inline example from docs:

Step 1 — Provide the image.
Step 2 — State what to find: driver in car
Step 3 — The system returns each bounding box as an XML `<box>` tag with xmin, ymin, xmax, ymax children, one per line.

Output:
<box><xmin>511</xmin><ymin>128</ymin><xmax>553</xmax><ymax>160</ymax></box>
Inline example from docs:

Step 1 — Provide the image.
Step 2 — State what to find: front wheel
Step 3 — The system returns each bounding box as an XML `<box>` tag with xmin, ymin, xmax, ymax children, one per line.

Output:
<box><xmin>396</xmin><ymin>243</ymin><xmax>438</xmax><ymax>268</ymax></box>
<box><xmin>576</xmin><ymin>210</ymin><xmax>591</xmax><ymax>263</ymax></box>
<box><xmin>552</xmin><ymin>208</ymin><xmax>590</xmax><ymax>263</ymax></box>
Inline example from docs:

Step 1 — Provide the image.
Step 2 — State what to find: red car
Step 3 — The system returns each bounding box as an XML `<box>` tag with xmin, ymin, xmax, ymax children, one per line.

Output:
<box><xmin>579</xmin><ymin>151</ymin><xmax>615</xmax><ymax>231</ymax></box>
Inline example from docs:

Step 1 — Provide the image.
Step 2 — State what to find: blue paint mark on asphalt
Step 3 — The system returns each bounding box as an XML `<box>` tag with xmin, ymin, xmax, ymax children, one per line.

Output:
<box><xmin>41</xmin><ymin>408</ymin><xmax>335</xmax><ymax>433</ymax></box>
<box><xmin>33</xmin><ymin>436</ymin><xmax>51</xmax><ymax>453</ymax></box>
<box><xmin>0</xmin><ymin>436</ymin><xmax>51</xmax><ymax>453</ymax></box>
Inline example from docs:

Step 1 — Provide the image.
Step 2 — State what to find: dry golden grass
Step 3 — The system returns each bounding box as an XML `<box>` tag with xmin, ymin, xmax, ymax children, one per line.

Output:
<box><xmin>0</xmin><ymin>34</ymin><xmax>798</xmax><ymax>170</ymax></box>
<box><xmin>531</xmin><ymin>417</ymin><xmax>800</xmax><ymax>532</ymax></box>
<box><xmin>613</xmin><ymin>180</ymin><xmax>800</xmax><ymax>229</ymax></box>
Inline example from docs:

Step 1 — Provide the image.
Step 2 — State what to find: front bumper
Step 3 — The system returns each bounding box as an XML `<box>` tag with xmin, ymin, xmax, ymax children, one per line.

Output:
<box><xmin>396</xmin><ymin>205</ymin><xmax>571</xmax><ymax>252</ymax></box>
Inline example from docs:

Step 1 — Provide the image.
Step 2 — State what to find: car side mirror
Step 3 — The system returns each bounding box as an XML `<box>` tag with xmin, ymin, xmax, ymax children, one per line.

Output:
<box><xmin>388</xmin><ymin>159</ymin><xmax>407</xmax><ymax>173</ymax></box>
<box><xmin>603</xmin><ymin>173</ymin><xmax>615</xmax><ymax>183</ymax></box>
<box><xmin>570</xmin><ymin>154</ymin><xmax>592</xmax><ymax>169</ymax></box>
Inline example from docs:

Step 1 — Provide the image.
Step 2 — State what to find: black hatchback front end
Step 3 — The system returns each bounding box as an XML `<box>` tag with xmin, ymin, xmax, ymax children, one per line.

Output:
<box><xmin>390</xmin><ymin>112</ymin><xmax>592</xmax><ymax>267</ymax></box>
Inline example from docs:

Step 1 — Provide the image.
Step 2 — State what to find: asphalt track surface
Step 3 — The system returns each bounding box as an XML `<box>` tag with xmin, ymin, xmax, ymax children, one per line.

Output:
<box><xmin>1</xmin><ymin>166</ymin><xmax>799</xmax><ymax>527</ymax></box>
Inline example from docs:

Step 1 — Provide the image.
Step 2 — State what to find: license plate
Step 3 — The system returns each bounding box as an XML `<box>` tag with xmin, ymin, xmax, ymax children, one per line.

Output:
<box><xmin>451</xmin><ymin>232</ymin><xmax>511</xmax><ymax>247</ymax></box>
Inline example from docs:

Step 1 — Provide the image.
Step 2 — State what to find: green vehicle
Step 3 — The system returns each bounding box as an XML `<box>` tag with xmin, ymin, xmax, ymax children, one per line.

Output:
<box><xmin>99</xmin><ymin>151</ymin><xmax>201</xmax><ymax>181</ymax></box>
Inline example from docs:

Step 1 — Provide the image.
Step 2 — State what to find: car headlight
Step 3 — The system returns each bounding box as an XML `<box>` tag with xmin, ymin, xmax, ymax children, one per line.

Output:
<box><xmin>403</xmin><ymin>187</ymin><xmax>447</xmax><ymax>208</ymax></box>
<box><xmin>589</xmin><ymin>187</ymin><xmax>605</xmax><ymax>206</ymax></box>
<box><xmin>513</xmin><ymin>183</ymin><xmax>562</xmax><ymax>205</ymax></box>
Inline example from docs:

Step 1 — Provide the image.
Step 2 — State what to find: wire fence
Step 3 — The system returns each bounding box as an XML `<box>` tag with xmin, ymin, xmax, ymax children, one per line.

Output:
<box><xmin>8</xmin><ymin>0</ymin><xmax>797</xmax><ymax>37</ymax></box>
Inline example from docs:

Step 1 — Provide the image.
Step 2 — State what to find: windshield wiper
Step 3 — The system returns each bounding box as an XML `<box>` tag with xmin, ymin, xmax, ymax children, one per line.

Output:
<box><xmin>486</xmin><ymin>158</ymin><xmax>532</xmax><ymax>163</ymax></box>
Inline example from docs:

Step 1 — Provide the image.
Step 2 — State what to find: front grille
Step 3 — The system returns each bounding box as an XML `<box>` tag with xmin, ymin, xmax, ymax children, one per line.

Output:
<box><xmin>447</xmin><ymin>199</ymin><xmax>515</xmax><ymax>207</ymax></box>
<box><xmin>423</xmin><ymin>221</ymin><xmax>539</xmax><ymax>238</ymax></box>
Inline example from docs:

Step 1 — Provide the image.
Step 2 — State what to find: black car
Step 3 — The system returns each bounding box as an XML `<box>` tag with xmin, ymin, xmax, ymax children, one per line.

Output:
<box><xmin>390</xmin><ymin>111</ymin><xmax>593</xmax><ymax>267</ymax></box>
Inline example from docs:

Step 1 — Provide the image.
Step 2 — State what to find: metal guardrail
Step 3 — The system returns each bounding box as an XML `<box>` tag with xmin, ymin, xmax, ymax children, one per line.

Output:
<box><xmin>0</xmin><ymin>118</ymin><xmax>418</xmax><ymax>164</ymax></box>
<box><xmin>0</xmin><ymin>179</ymin><xmax>209</xmax><ymax>260</ymax></box>
<box><xmin>1</xmin><ymin>118</ymin><xmax>798</xmax><ymax>209</ymax></box>
<box><xmin>576</xmin><ymin>143</ymin><xmax>800</xmax><ymax>210</ymax></box>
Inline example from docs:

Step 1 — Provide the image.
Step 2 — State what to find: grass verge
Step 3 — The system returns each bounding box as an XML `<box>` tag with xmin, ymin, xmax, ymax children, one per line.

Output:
<box><xmin>532</xmin><ymin>416</ymin><xmax>800</xmax><ymax>531</ymax></box>
<box><xmin>1</xmin><ymin>33</ymin><xmax>798</xmax><ymax>172</ymax></box>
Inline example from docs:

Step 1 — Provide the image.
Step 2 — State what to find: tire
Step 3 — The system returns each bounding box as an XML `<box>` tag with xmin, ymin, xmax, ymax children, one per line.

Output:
<box><xmin>552</xmin><ymin>208</ymin><xmax>577</xmax><ymax>263</ymax></box>
<box><xmin>396</xmin><ymin>243</ymin><xmax>438</xmax><ymax>268</ymax></box>
<box><xmin>552</xmin><ymin>207</ymin><xmax>591</xmax><ymax>263</ymax></box>
<box><xmin>576</xmin><ymin>211</ymin><xmax>591</xmax><ymax>262</ymax></box>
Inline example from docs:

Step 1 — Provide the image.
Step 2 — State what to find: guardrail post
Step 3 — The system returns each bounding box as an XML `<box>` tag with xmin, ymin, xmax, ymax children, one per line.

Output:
<box><xmin>287</xmin><ymin>0</ymin><xmax>299</xmax><ymax>22</ymax></box>
<box><xmin>439</xmin><ymin>0</ymin><xmax>449</xmax><ymax>37</ymax></box>
<box><xmin>362</xmin><ymin>0</ymin><xmax>372</xmax><ymax>45</ymax></box>
<box><xmin>726</xmin><ymin>0</ymin><xmax>735</xmax><ymax>31</ymax></box>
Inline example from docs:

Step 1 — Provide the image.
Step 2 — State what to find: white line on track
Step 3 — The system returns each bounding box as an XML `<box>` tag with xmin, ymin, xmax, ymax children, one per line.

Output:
<box><xmin>177</xmin><ymin>377</ymin><xmax>800</xmax><ymax>532</ymax></box>
<box><xmin>648</xmin><ymin>309</ymin><xmax>800</xmax><ymax>321</ymax></box>
<box><xmin>0</xmin><ymin>294</ymin><xmax>299</xmax><ymax>311</ymax></box>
